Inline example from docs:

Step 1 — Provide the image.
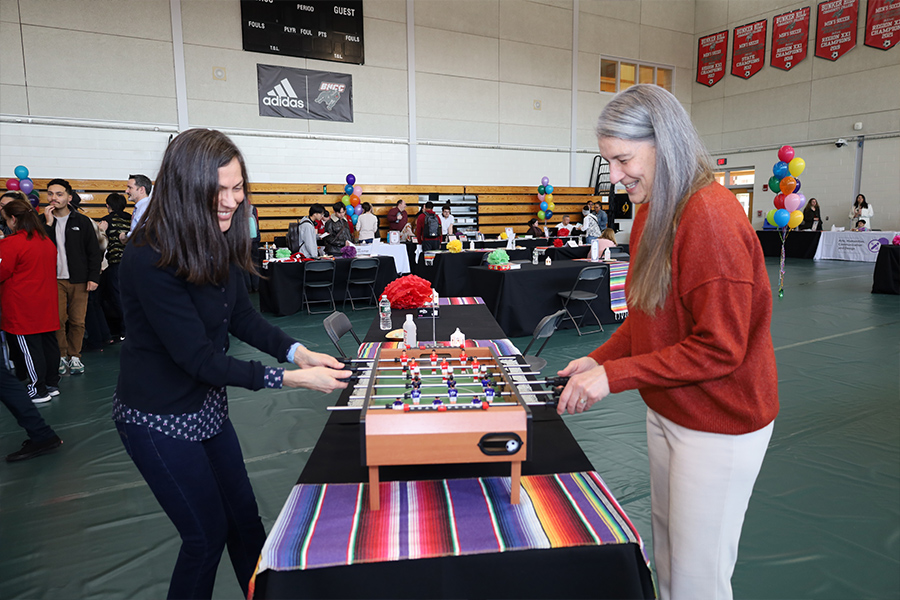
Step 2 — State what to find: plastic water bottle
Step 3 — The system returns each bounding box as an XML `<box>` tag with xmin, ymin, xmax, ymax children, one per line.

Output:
<box><xmin>379</xmin><ymin>295</ymin><xmax>392</xmax><ymax>330</ymax></box>
<box><xmin>403</xmin><ymin>314</ymin><xmax>417</xmax><ymax>347</ymax></box>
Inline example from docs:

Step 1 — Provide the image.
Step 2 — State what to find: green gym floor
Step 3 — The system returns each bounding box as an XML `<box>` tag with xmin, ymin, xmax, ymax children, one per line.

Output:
<box><xmin>1</xmin><ymin>258</ymin><xmax>898</xmax><ymax>600</ymax></box>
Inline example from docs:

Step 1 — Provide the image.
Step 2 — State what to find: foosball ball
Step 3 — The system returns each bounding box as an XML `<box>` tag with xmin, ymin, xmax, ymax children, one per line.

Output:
<box><xmin>337</xmin><ymin>346</ymin><xmax>566</xmax><ymax>510</ymax></box>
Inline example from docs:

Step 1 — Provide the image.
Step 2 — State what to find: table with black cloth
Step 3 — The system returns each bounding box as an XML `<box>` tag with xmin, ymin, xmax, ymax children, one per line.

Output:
<box><xmin>415</xmin><ymin>248</ymin><xmax>532</xmax><ymax>296</ymax></box>
<box><xmin>469</xmin><ymin>260</ymin><xmax>617</xmax><ymax>337</ymax></box>
<box><xmin>872</xmin><ymin>244</ymin><xmax>900</xmax><ymax>294</ymax></box>
<box><xmin>258</xmin><ymin>258</ymin><xmax>398</xmax><ymax>316</ymax></box>
<box><xmin>756</xmin><ymin>230</ymin><xmax>821</xmax><ymax>258</ymax></box>
<box><xmin>251</xmin><ymin>304</ymin><xmax>654</xmax><ymax>600</ymax></box>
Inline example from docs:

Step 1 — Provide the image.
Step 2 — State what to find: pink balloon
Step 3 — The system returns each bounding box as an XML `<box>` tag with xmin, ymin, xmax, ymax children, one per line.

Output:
<box><xmin>784</xmin><ymin>193</ymin><xmax>802</xmax><ymax>213</ymax></box>
<box><xmin>6</xmin><ymin>178</ymin><xmax>20</xmax><ymax>191</ymax></box>
<box><xmin>777</xmin><ymin>145</ymin><xmax>795</xmax><ymax>163</ymax></box>
<box><xmin>352</xmin><ymin>185</ymin><xmax>362</xmax><ymax>197</ymax></box>
<box><xmin>537</xmin><ymin>193</ymin><xmax>545</xmax><ymax>202</ymax></box>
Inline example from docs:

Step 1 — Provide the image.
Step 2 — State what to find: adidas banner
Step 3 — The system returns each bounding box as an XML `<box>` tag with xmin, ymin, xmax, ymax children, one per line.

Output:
<box><xmin>257</xmin><ymin>64</ymin><xmax>353</xmax><ymax>122</ymax></box>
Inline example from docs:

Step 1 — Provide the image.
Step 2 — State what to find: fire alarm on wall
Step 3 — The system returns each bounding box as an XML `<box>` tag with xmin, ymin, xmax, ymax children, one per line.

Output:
<box><xmin>716</xmin><ymin>158</ymin><xmax>727</xmax><ymax>166</ymax></box>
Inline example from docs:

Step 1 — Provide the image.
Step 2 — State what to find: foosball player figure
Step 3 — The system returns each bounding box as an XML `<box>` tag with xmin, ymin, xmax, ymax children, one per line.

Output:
<box><xmin>484</xmin><ymin>385</ymin><xmax>495</xmax><ymax>404</ymax></box>
<box><xmin>400</xmin><ymin>348</ymin><xmax>409</xmax><ymax>371</ymax></box>
<box><xmin>392</xmin><ymin>399</ymin><xmax>404</xmax><ymax>410</ymax></box>
<box><xmin>447</xmin><ymin>364</ymin><xmax>454</xmax><ymax>380</ymax></box>
<box><xmin>410</xmin><ymin>360</ymin><xmax>420</xmax><ymax>380</ymax></box>
<box><xmin>480</xmin><ymin>375</ymin><xmax>493</xmax><ymax>390</ymax></box>
<box><xmin>410</xmin><ymin>388</ymin><xmax>421</xmax><ymax>405</ymax></box>
<box><xmin>459</xmin><ymin>349</ymin><xmax>467</xmax><ymax>366</ymax></box>
<box><xmin>440</xmin><ymin>358</ymin><xmax>450</xmax><ymax>382</ymax></box>
<box><xmin>411</xmin><ymin>377</ymin><xmax>422</xmax><ymax>391</ymax></box>
<box><xmin>448</xmin><ymin>385</ymin><xmax>458</xmax><ymax>404</ymax></box>
<box><xmin>480</xmin><ymin>363</ymin><xmax>488</xmax><ymax>377</ymax></box>
<box><xmin>430</xmin><ymin>350</ymin><xmax>439</xmax><ymax>374</ymax></box>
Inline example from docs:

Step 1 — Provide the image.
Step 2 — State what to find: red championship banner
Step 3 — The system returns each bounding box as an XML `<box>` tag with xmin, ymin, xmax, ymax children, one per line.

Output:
<box><xmin>816</xmin><ymin>0</ymin><xmax>859</xmax><ymax>60</ymax></box>
<box><xmin>697</xmin><ymin>30</ymin><xmax>728</xmax><ymax>86</ymax></box>
<box><xmin>731</xmin><ymin>19</ymin><xmax>767</xmax><ymax>78</ymax></box>
<box><xmin>865</xmin><ymin>0</ymin><xmax>900</xmax><ymax>50</ymax></box>
<box><xmin>772</xmin><ymin>7</ymin><xmax>811</xmax><ymax>70</ymax></box>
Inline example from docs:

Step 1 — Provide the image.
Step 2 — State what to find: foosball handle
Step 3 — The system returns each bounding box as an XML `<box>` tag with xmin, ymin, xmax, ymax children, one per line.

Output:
<box><xmin>544</xmin><ymin>376</ymin><xmax>570</xmax><ymax>389</ymax></box>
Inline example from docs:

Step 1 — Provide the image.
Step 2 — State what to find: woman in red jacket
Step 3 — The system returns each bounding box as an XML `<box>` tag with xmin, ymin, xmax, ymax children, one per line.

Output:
<box><xmin>0</xmin><ymin>197</ymin><xmax>61</xmax><ymax>403</ymax></box>
<box><xmin>556</xmin><ymin>85</ymin><xmax>778</xmax><ymax>600</ymax></box>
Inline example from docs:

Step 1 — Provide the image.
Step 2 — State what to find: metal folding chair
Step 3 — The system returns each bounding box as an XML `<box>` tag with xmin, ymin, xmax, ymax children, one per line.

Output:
<box><xmin>323</xmin><ymin>311</ymin><xmax>362</xmax><ymax>358</ymax></box>
<box><xmin>557</xmin><ymin>265</ymin><xmax>606</xmax><ymax>336</ymax></box>
<box><xmin>521</xmin><ymin>309</ymin><xmax>567</xmax><ymax>372</ymax></box>
<box><xmin>343</xmin><ymin>257</ymin><xmax>380</xmax><ymax>311</ymax></box>
<box><xmin>302</xmin><ymin>260</ymin><xmax>336</xmax><ymax>315</ymax></box>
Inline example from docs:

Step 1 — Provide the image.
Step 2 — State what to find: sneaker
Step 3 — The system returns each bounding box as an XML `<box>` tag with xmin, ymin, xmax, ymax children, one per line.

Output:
<box><xmin>69</xmin><ymin>357</ymin><xmax>85</xmax><ymax>375</ymax></box>
<box><xmin>59</xmin><ymin>358</ymin><xmax>69</xmax><ymax>375</ymax></box>
<box><xmin>47</xmin><ymin>386</ymin><xmax>60</xmax><ymax>397</ymax></box>
<box><xmin>6</xmin><ymin>436</ymin><xmax>63</xmax><ymax>462</ymax></box>
<box><xmin>30</xmin><ymin>394</ymin><xmax>52</xmax><ymax>404</ymax></box>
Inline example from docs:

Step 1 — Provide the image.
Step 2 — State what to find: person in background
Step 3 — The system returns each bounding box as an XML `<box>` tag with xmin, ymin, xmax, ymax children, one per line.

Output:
<box><xmin>849</xmin><ymin>193</ymin><xmax>873</xmax><ymax>230</ymax></box>
<box><xmin>114</xmin><ymin>128</ymin><xmax>349</xmax><ymax>600</ymax></box>
<box><xmin>1</xmin><ymin>357</ymin><xmax>63</xmax><ymax>461</ymax></box>
<box><xmin>356</xmin><ymin>202</ymin><xmax>379</xmax><ymax>243</ymax></box>
<box><xmin>582</xmin><ymin>203</ymin><xmax>602</xmax><ymax>243</ymax></box>
<box><xmin>800</xmin><ymin>197</ymin><xmax>822</xmax><ymax>231</ymax></box>
<box><xmin>439</xmin><ymin>204</ymin><xmax>454</xmax><ymax>240</ymax></box>
<box><xmin>554</xmin><ymin>214</ymin><xmax>574</xmax><ymax>237</ymax></box>
<box><xmin>296</xmin><ymin>204</ymin><xmax>325</xmax><ymax>258</ymax></box>
<box><xmin>557</xmin><ymin>85</ymin><xmax>777</xmax><ymax>600</ymax></box>
<box><xmin>853</xmin><ymin>219</ymin><xmax>869</xmax><ymax>232</ymax></box>
<box><xmin>315</xmin><ymin>208</ymin><xmax>328</xmax><ymax>235</ymax></box>
<box><xmin>596</xmin><ymin>227</ymin><xmax>617</xmax><ymax>253</ymax></box>
<box><xmin>0</xmin><ymin>191</ymin><xmax>28</xmax><ymax>238</ymax></box>
<box><xmin>43</xmin><ymin>179</ymin><xmax>102</xmax><ymax>375</ymax></box>
<box><xmin>73</xmin><ymin>192</ymin><xmax>111</xmax><ymax>352</ymax></box>
<box><xmin>595</xmin><ymin>202</ymin><xmax>609</xmax><ymax>231</ymax></box>
<box><xmin>415</xmin><ymin>201</ymin><xmax>443</xmax><ymax>251</ymax></box>
<box><xmin>323</xmin><ymin>201</ymin><xmax>353</xmax><ymax>255</ymax></box>
<box><xmin>526</xmin><ymin>217</ymin><xmax>544</xmax><ymax>237</ymax></box>
<box><xmin>124</xmin><ymin>174</ymin><xmax>152</xmax><ymax>240</ymax></box>
<box><xmin>99</xmin><ymin>193</ymin><xmax>131</xmax><ymax>341</ymax></box>
<box><xmin>386</xmin><ymin>199</ymin><xmax>408</xmax><ymax>232</ymax></box>
<box><xmin>1</xmin><ymin>197</ymin><xmax>62</xmax><ymax>403</ymax></box>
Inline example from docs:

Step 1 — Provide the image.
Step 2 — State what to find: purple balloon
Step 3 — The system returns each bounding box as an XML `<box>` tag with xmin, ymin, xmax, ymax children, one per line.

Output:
<box><xmin>19</xmin><ymin>178</ymin><xmax>34</xmax><ymax>194</ymax></box>
<box><xmin>346</xmin><ymin>173</ymin><xmax>356</xmax><ymax>185</ymax></box>
<box><xmin>29</xmin><ymin>195</ymin><xmax>39</xmax><ymax>208</ymax></box>
<box><xmin>796</xmin><ymin>193</ymin><xmax>806</xmax><ymax>208</ymax></box>
<box><xmin>355</xmin><ymin>204</ymin><xmax>363</xmax><ymax>215</ymax></box>
<box><xmin>353</xmin><ymin>185</ymin><xmax>362</xmax><ymax>197</ymax></box>
<box><xmin>541</xmin><ymin>176</ymin><xmax>549</xmax><ymax>186</ymax></box>
<box><xmin>793</xmin><ymin>178</ymin><xmax>801</xmax><ymax>193</ymax></box>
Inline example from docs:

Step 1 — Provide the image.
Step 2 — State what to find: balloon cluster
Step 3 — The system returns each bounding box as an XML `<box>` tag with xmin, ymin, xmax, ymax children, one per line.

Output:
<box><xmin>341</xmin><ymin>174</ymin><xmax>363</xmax><ymax>225</ymax></box>
<box><xmin>765</xmin><ymin>146</ymin><xmax>807</xmax><ymax>229</ymax></box>
<box><xmin>5</xmin><ymin>165</ymin><xmax>40</xmax><ymax>208</ymax></box>
<box><xmin>537</xmin><ymin>176</ymin><xmax>555</xmax><ymax>221</ymax></box>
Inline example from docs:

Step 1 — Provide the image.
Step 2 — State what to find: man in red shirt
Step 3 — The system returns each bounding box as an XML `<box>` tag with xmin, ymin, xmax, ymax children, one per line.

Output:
<box><xmin>415</xmin><ymin>201</ymin><xmax>442</xmax><ymax>251</ymax></box>
<box><xmin>386</xmin><ymin>199</ymin><xmax>408</xmax><ymax>232</ymax></box>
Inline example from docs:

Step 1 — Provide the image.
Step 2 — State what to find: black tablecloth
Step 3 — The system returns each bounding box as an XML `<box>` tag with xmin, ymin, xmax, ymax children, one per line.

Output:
<box><xmin>872</xmin><ymin>245</ymin><xmax>900</xmax><ymax>294</ymax></box>
<box><xmin>253</xmin><ymin>305</ymin><xmax>654</xmax><ymax>599</ymax></box>
<box><xmin>469</xmin><ymin>260</ymin><xmax>617</xmax><ymax>337</ymax></box>
<box><xmin>415</xmin><ymin>249</ymin><xmax>531</xmax><ymax>296</ymax></box>
<box><xmin>756</xmin><ymin>230</ymin><xmax>821</xmax><ymax>258</ymax></box>
<box><xmin>258</xmin><ymin>258</ymin><xmax>398</xmax><ymax>316</ymax></box>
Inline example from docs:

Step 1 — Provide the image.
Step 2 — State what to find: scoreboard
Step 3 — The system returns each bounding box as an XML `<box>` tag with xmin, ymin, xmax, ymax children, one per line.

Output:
<box><xmin>241</xmin><ymin>0</ymin><xmax>364</xmax><ymax>65</ymax></box>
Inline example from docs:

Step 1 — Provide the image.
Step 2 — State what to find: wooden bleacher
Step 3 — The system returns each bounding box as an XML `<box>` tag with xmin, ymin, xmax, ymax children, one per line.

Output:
<box><xmin>26</xmin><ymin>179</ymin><xmax>603</xmax><ymax>242</ymax></box>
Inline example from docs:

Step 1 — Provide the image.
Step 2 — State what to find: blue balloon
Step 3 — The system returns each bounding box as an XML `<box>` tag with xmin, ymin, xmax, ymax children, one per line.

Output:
<box><xmin>344</xmin><ymin>184</ymin><xmax>354</xmax><ymax>194</ymax></box>
<box><xmin>773</xmin><ymin>208</ymin><xmax>790</xmax><ymax>227</ymax></box>
<box><xmin>545</xmin><ymin>185</ymin><xmax>554</xmax><ymax>194</ymax></box>
<box><xmin>14</xmin><ymin>165</ymin><xmax>29</xmax><ymax>179</ymax></box>
<box><xmin>544</xmin><ymin>210</ymin><xmax>553</xmax><ymax>220</ymax></box>
<box><xmin>346</xmin><ymin>173</ymin><xmax>356</xmax><ymax>185</ymax></box>
<box><xmin>773</xmin><ymin>161</ymin><xmax>789</xmax><ymax>178</ymax></box>
<box><xmin>540</xmin><ymin>201</ymin><xmax>548</xmax><ymax>211</ymax></box>
<box><xmin>351</xmin><ymin>213</ymin><xmax>359</xmax><ymax>224</ymax></box>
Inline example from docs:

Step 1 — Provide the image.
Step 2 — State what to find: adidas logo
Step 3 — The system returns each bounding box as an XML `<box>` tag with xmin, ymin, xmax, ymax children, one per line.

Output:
<box><xmin>263</xmin><ymin>78</ymin><xmax>305</xmax><ymax>108</ymax></box>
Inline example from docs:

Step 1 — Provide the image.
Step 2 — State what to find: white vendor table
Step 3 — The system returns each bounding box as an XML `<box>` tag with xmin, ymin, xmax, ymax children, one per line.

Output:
<box><xmin>355</xmin><ymin>242</ymin><xmax>411</xmax><ymax>273</ymax></box>
<box><xmin>813</xmin><ymin>231</ymin><xmax>899</xmax><ymax>263</ymax></box>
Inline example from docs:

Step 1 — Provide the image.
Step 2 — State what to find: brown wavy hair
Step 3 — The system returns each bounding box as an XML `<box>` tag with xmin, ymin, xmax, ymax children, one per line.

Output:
<box><xmin>1</xmin><ymin>197</ymin><xmax>48</xmax><ymax>240</ymax></box>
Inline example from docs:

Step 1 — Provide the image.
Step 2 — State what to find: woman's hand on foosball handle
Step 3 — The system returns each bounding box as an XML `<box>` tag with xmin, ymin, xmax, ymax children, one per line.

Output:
<box><xmin>556</xmin><ymin>357</ymin><xmax>610</xmax><ymax>415</ymax></box>
<box><xmin>283</xmin><ymin>366</ymin><xmax>351</xmax><ymax>392</ymax></box>
<box><xmin>293</xmin><ymin>347</ymin><xmax>345</xmax><ymax>370</ymax></box>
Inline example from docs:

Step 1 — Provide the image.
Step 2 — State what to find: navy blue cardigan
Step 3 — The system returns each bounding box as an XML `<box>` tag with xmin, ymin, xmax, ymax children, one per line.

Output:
<box><xmin>116</xmin><ymin>240</ymin><xmax>295</xmax><ymax>415</ymax></box>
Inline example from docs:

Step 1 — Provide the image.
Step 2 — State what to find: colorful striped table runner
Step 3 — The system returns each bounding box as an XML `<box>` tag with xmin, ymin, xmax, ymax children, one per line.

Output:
<box><xmin>609</xmin><ymin>262</ymin><xmax>629</xmax><ymax>319</ymax></box>
<box><xmin>357</xmin><ymin>338</ymin><xmax>520</xmax><ymax>358</ymax></box>
<box><xmin>255</xmin><ymin>471</ymin><xmax>647</xmax><ymax>574</ymax></box>
<box><xmin>438</xmin><ymin>296</ymin><xmax>485</xmax><ymax>305</ymax></box>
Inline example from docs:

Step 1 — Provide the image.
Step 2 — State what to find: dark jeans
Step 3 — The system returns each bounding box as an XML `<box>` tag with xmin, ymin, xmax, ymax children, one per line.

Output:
<box><xmin>0</xmin><ymin>354</ymin><xmax>56</xmax><ymax>442</ymax></box>
<box><xmin>115</xmin><ymin>419</ymin><xmax>266</xmax><ymax>600</ymax></box>
<box><xmin>100</xmin><ymin>262</ymin><xmax>125</xmax><ymax>337</ymax></box>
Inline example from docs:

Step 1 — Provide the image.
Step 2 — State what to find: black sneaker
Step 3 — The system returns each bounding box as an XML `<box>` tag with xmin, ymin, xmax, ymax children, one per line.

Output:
<box><xmin>6</xmin><ymin>436</ymin><xmax>63</xmax><ymax>462</ymax></box>
<box><xmin>47</xmin><ymin>386</ymin><xmax>60</xmax><ymax>397</ymax></box>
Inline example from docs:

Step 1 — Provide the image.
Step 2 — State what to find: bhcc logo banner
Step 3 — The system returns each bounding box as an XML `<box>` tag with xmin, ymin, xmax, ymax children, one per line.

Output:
<box><xmin>257</xmin><ymin>64</ymin><xmax>353</xmax><ymax>122</ymax></box>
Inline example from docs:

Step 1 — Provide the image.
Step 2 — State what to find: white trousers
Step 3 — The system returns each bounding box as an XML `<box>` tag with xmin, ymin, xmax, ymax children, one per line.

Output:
<box><xmin>647</xmin><ymin>408</ymin><xmax>774</xmax><ymax>600</ymax></box>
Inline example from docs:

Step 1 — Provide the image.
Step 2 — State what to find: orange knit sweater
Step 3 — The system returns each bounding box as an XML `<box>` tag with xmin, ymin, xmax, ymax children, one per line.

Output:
<box><xmin>590</xmin><ymin>182</ymin><xmax>778</xmax><ymax>434</ymax></box>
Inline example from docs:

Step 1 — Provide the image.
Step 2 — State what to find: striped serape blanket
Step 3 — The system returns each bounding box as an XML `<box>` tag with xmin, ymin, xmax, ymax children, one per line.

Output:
<box><xmin>438</xmin><ymin>296</ymin><xmax>485</xmax><ymax>305</ymax></box>
<box><xmin>357</xmin><ymin>338</ymin><xmax>519</xmax><ymax>358</ymax></box>
<box><xmin>255</xmin><ymin>471</ymin><xmax>647</xmax><ymax>574</ymax></box>
<box><xmin>608</xmin><ymin>262</ymin><xmax>629</xmax><ymax>319</ymax></box>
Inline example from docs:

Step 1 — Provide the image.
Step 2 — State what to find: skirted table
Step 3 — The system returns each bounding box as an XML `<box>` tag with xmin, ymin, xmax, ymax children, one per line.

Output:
<box><xmin>415</xmin><ymin>248</ymin><xmax>532</xmax><ymax>296</ymax></box>
<box><xmin>872</xmin><ymin>244</ymin><xmax>900</xmax><ymax>294</ymax></box>
<box><xmin>249</xmin><ymin>303</ymin><xmax>654</xmax><ymax>599</ymax></box>
<box><xmin>813</xmin><ymin>231</ymin><xmax>900</xmax><ymax>262</ymax></box>
<box><xmin>755</xmin><ymin>230</ymin><xmax>821</xmax><ymax>258</ymax></box>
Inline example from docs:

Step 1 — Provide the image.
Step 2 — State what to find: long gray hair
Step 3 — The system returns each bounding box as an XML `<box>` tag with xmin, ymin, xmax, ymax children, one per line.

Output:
<box><xmin>595</xmin><ymin>85</ymin><xmax>713</xmax><ymax>313</ymax></box>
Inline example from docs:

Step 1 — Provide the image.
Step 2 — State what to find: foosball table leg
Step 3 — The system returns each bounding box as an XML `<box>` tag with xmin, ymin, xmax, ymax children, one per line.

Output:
<box><xmin>369</xmin><ymin>466</ymin><xmax>380</xmax><ymax>510</ymax></box>
<box><xmin>510</xmin><ymin>461</ymin><xmax>521</xmax><ymax>504</ymax></box>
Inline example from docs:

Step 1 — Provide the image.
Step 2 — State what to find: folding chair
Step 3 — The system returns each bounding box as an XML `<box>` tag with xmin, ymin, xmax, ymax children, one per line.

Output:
<box><xmin>521</xmin><ymin>309</ymin><xmax>567</xmax><ymax>372</ymax></box>
<box><xmin>343</xmin><ymin>257</ymin><xmax>380</xmax><ymax>311</ymax></box>
<box><xmin>323</xmin><ymin>311</ymin><xmax>362</xmax><ymax>358</ymax></box>
<box><xmin>557</xmin><ymin>265</ymin><xmax>606</xmax><ymax>336</ymax></box>
<box><xmin>302</xmin><ymin>260</ymin><xmax>336</xmax><ymax>315</ymax></box>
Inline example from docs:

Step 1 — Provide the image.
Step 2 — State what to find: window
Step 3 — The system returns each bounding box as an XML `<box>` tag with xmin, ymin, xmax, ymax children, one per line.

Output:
<box><xmin>715</xmin><ymin>168</ymin><xmax>756</xmax><ymax>219</ymax></box>
<box><xmin>599</xmin><ymin>57</ymin><xmax>674</xmax><ymax>93</ymax></box>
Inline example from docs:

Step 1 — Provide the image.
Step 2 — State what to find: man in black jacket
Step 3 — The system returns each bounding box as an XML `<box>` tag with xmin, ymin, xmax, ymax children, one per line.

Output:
<box><xmin>43</xmin><ymin>179</ymin><xmax>101</xmax><ymax>375</ymax></box>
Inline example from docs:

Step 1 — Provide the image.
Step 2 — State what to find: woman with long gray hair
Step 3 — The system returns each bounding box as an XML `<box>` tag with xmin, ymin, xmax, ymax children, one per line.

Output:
<box><xmin>556</xmin><ymin>85</ymin><xmax>778</xmax><ymax>600</ymax></box>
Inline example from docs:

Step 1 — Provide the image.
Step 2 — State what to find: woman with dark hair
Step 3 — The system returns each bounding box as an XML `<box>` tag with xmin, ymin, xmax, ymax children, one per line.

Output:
<box><xmin>849</xmin><ymin>193</ymin><xmax>873</xmax><ymax>229</ymax></box>
<box><xmin>526</xmin><ymin>217</ymin><xmax>543</xmax><ymax>237</ymax></box>
<box><xmin>800</xmin><ymin>197</ymin><xmax>822</xmax><ymax>231</ymax></box>
<box><xmin>356</xmin><ymin>201</ymin><xmax>379</xmax><ymax>243</ymax></box>
<box><xmin>0</xmin><ymin>190</ymin><xmax>29</xmax><ymax>237</ymax></box>
<box><xmin>0</xmin><ymin>198</ymin><xmax>61</xmax><ymax>403</ymax></box>
<box><xmin>115</xmin><ymin>128</ymin><xmax>349</xmax><ymax>599</ymax></box>
<box><xmin>556</xmin><ymin>85</ymin><xmax>777</xmax><ymax>600</ymax></box>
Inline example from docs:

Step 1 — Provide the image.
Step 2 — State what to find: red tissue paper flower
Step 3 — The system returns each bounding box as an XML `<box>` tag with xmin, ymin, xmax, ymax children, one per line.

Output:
<box><xmin>893</xmin><ymin>235</ymin><xmax>900</xmax><ymax>246</ymax></box>
<box><xmin>383</xmin><ymin>274</ymin><xmax>433</xmax><ymax>309</ymax></box>
<box><xmin>553</xmin><ymin>238</ymin><xmax>564</xmax><ymax>247</ymax></box>
<box><xmin>557</xmin><ymin>227</ymin><xmax>570</xmax><ymax>237</ymax></box>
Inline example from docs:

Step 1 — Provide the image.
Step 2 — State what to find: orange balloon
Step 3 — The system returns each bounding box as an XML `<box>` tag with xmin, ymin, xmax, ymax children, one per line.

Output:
<box><xmin>350</xmin><ymin>194</ymin><xmax>360</xmax><ymax>206</ymax></box>
<box><xmin>779</xmin><ymin>176</ymin><xmax>796</xmax><ymax>195</ymax></box>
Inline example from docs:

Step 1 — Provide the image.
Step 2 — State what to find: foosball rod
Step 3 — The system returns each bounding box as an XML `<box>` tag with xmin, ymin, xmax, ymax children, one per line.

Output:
<box><xmin>328</xmin><ymin>402</ymin><xmax>521</xmax><ymax>411</ymax></box>
<box><xmin>365</xmin><ymin>369</ymin><xmax>543</xmax><ymax>380</ymax></box>
<box><xmin>347</xmin><ymin>389</ymin><xmax>559</xmax><ymax>401</ymax></box>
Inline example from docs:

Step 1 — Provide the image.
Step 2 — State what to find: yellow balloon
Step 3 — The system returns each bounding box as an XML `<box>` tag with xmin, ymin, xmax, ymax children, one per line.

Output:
<box><xmin>788</xmin><ymin>157</ymin><xmax>805</xmax><ymax>177</ymax></box>
<box><xmin>788</xmin><ymin>210</ymin><xmax>803</xmax><ymax>229</ymax></box>
<box><xmin>548</xmin><ymin>202</ymin><xmax>555</xmax><ymax>211</ymax></box>
<box><xmin>544</xmin><ymin>193</ymin><xmax>553</xmax><ymax>203</ymax></box>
